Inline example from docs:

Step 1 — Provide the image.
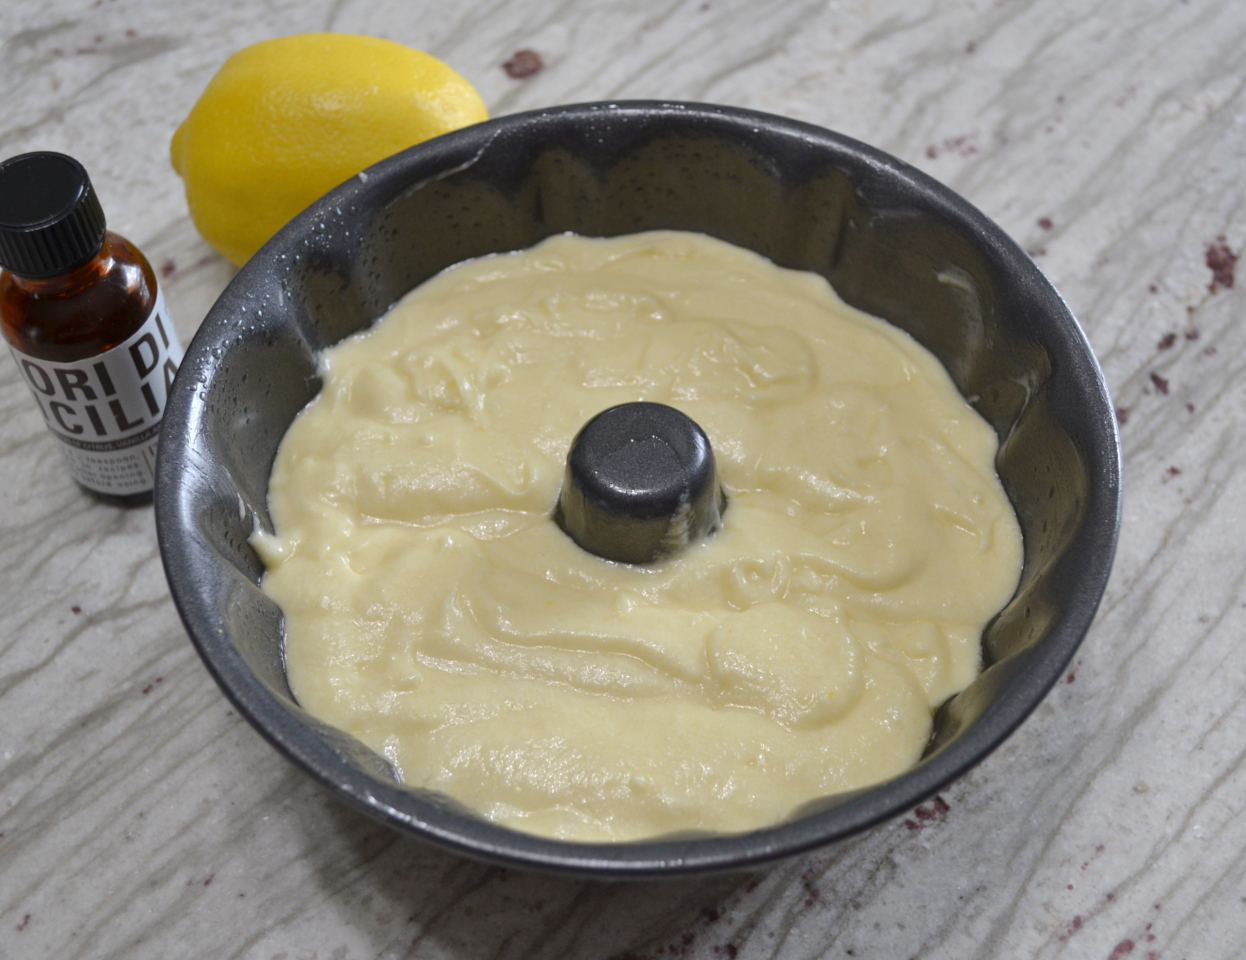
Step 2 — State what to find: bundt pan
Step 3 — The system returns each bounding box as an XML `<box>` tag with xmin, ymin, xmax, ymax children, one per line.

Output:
<box><xmin>155</xmin><ymin>101</ymin><xmax>1121</xmax><ymax>876</ymax></box>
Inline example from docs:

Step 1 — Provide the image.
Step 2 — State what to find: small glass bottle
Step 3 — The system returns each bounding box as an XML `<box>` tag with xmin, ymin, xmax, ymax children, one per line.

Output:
<box><xmin>0</xmin><ymin>152</ymin><xmax>184</xmax><ymax>506</ymax></box>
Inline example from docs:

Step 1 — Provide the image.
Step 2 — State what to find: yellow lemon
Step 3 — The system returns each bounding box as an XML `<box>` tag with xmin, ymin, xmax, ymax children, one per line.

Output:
<box><xmin>171</xmin><ymin>34</ymin><xmax>488</xmax><ymax>266</ymax></box>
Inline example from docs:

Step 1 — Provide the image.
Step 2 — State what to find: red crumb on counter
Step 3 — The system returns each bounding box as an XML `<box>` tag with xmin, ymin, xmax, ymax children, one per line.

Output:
<box><xmin>503</xmin><ymin>49</ymin><xmax>543</xmax><ymax>79</ymax></box>
<box><xmin>1058</xmin><ymin>915</ymin><xmax>1083</xmax><ymax>942</ymax></box>
<box><xmin>925</xmin><ymin>134</ymin><xmax>979</xmax><ymax>160</ymax></box>
<box><xmin>1150</xmin><ymin>373</ymin><xmax>1169</xmax><ymax>395</ymax></box>
<box><xmin>1206</xmin><ymin>237</ymin><xmax>1237</xmax><ymax>293</ymax></box>
<box><xmin>904</xmin><ymin>794</ymin><xmax>950</xmax><ymax>830</ymax></box>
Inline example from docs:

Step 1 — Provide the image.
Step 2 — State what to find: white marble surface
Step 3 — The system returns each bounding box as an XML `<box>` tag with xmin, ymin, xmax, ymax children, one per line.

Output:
<box><xmin>2</xmin><ymin>0</ymin><xmax>1245</xmax><ymax>957</ymax></box>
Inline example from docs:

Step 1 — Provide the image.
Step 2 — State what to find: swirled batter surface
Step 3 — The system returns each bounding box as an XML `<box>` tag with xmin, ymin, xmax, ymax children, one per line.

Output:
<box><xmin>253</xmin><ymin>231</ymin><xmax>1022</xmax><ymax>841</ymax></box>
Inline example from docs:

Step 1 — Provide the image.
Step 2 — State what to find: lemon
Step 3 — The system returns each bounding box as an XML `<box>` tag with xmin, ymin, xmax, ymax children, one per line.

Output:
<box><xmin>171</xmin><ymin>34</ymin><xmax>488</xmax><ymax>266</ymax></box>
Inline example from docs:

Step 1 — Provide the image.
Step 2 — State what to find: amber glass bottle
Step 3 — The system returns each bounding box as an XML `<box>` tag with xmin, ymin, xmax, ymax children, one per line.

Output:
<box><xmin>0</xmin><ymin>152</ymin><xmax>183</xmax><ymax>505</ymax></box>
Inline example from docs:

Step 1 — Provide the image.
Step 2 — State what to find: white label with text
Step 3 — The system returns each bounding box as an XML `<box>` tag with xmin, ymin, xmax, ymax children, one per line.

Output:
<box><xmin>8</xmin><ymin>290</ymin><xmax>183</xmax><ymax>497</ymax></box>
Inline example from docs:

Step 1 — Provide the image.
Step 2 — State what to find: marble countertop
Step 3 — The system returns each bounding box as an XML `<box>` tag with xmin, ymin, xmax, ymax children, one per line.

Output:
<box><xmin>3</xmin><ymin>0</ymin><xmax>1245</xmax><ymax>957</ymax></box>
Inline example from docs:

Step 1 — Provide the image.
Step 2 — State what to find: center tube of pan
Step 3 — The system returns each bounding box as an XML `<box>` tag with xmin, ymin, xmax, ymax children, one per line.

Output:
<box><xmin>554</xmin><ymin>402</ymin><xmax>727</xmax><ymax>564</ymax></box>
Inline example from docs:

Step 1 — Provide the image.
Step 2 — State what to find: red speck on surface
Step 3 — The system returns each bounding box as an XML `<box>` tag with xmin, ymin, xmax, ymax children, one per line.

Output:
<box><xmin>906</xmin><ymin>795</ymin><xmax>950</xmax><ymax>829</ymax></box>
<box><xmin>1186</xmin><ymin>403</ymin><xmax>1195</xmax><ymax>413</ymax></box>
<box><xmin>1038</xmin><ymin>217</ymin><xmax>1054</xmax><ymax>231</ymax></box>
<box><xmin>925</xmin><ymin>134</ymin><xmax>979</xmax><ymax>160</ymax></box>
<box><xmin>1185</xmin><ymin>329</ymin><xmax>1199</xmax><ymax>340</ymax></box>
<box><xmin>503</xmin><ymin>49</ymin><xmax>543</xmax><ymax>79</ymax></box>
<box><xmin>1157</xmin><ymin>333</ymin><xmax>1176</xmax><ymax>351</ymax></box>
<box><xmin>1106</xmin><ymin>892</ymin><xmax>1116</xmax><ymax>901</ymax></box>
<box><xmin>1206</xmin><ymin>237</ymin><xmax>1237</xmax><ymax>293</ymax></box>
<box><xmin>125</xmin><ymin>28</ymin><xmax>136</xmax><ymax>37</ymax></box>
<box><xmin>1109</xmin><ymin>940</ymin><xmax>1134</xmax><ymax>959</ymax></box>
<box><xmin>16</xmin><ymin>914</ymin><xmax>30</xmax><ymax>931</ymax></box>
<box><xmin>1073</xmin><ymin>916</ymin><xmax>1083</xmax><ymax>929</ymax></box>
<box><xmin>965</xmin><ymin>40</ymin><xmax>976</xmax><ymax>53</ymax></box>
<box><xmin>1115</xmin><ymin>407</ymin><xmax>1130</xmax><ymax>425</ymax></box>
<box><xmin>71</xmin><ymin>605</ymin><xmax>82</xmax><ymax>614</ymax></box>
<box><xmin>1203</xmin><ymin>346</ymin><xmax>1217</xmax><ymax>356</ymax></box>
<box><xmin>1150</xmin><ymin>373</ymin><xmax>1169</xmax><ymax>395</ymax></box>
<box><xmin>1066</xmin><ymin>670</ymin><xmax>1076</xmax><ymax>684</ymax></box>
<box><xmin>1027</xmin><ymin>247</ymin><xmax>1047</xmax><ymax>258</ymax></box>
<box><xmin>204</xmin><ymin>873</ymin><xmax>214</xmax><ymax>887</ymax></box>
<box><xmin>1146</xmin><ymin>934</ymin><xmax>1155</xmax><ymax>942</ymax></box>
<box><xmin>1081</xmin><ymin>862</ymin><xmax>1089</xmax><ymax>870</ymax></box>
<box><xmin>1148</xmin><ymin>284</ymin><xmax>1158</xmax><ymax>293</ymax></box>
<box><xmin>724</xmin><ymin>946</ymin><xmax>738</xmax><ymax>959</ymax></box>
<box><xmin>1166</xmin><ymin>466</ymin><xmax>1181</xmax><ymax>477</ymax></box>
<box><xmin>159</xmin><ymin>258</ymin><xmax>177</xmax><ymax>278</ymax></box>
<box><xmin>1154</xmin><ymin>903</ymin><xmax>1161</xmax><ymax>911</ymax></box>
<box><xmin>142</xmin><ymin>677</ymin><xmax>164</xmax><ymax>695</ymax></box>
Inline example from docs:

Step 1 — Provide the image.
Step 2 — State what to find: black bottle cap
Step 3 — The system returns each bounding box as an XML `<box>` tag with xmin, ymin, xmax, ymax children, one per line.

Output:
<box><xmin>555</xmin><ymin>402</ymin><xmax>727</xmax><ymax>564</ymax></box>
<box><xmin>0</xmin><ymin>152</ymin><xmax>106</xmax><ymax>279</ymax></box>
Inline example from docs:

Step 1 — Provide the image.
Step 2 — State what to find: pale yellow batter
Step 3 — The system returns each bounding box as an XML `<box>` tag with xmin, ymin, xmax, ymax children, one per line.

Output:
<box><xmin>253</xmin><ymin>231</ymin><xmax>1022</xmax><ymax>842</ymax></box>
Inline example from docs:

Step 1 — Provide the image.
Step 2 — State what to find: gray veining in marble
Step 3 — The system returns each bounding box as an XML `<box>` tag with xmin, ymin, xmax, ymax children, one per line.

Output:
<box><xmin>2</xmin><ymin>0</ymin><xmax>1245</xmax><ymax>957</ymax></box>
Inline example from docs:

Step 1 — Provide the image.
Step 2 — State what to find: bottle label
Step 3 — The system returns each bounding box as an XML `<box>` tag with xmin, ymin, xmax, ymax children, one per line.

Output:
<box><xmin>7</xmin><ymin>289</ymin><xmax>184</xmax><ymax>497</ymax></box>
